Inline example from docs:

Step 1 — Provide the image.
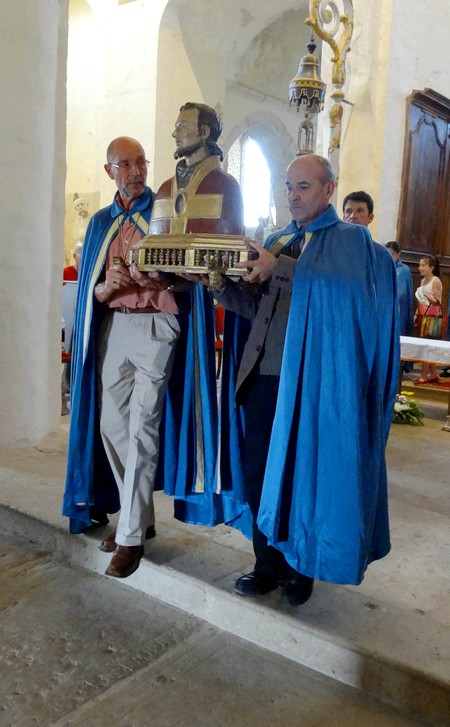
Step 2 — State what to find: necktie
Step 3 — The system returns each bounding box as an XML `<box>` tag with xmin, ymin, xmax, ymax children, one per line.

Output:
<box><xmin>286</xmin><ymin>228</ymin><xmax>304</xmax><ymax>259</ymax></box>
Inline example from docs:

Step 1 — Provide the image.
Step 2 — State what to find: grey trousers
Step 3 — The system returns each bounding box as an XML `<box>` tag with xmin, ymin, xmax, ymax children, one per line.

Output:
<box><xmin>97</xmin><ymin>310</ymin><xmax>180</xmax><ymax>546</ymax></box>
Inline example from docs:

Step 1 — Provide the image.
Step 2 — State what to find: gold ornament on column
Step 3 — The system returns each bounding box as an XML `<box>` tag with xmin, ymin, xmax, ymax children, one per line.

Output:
<box><xmin>306</xmin><ymin>0</ymin><xmax>354</xmax><ymax>163</ymax></box>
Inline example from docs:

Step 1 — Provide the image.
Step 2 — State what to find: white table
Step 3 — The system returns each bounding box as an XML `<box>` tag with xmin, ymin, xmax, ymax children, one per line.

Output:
<box><xmin>400</xmin><ymin>336</ymin><xmax>450</xmax><ymax>419</ymax></box>
<box><xmin>400</xmin><ymin>336</ymin><xmax>450</xmax><ymax>367</ymax></box>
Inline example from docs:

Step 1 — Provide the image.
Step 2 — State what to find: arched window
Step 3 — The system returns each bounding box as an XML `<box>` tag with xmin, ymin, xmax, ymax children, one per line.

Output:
<box><xmin>227</xmin><ymin>136</ymin><xmax>275</xmax><ymax>236</ymax></box>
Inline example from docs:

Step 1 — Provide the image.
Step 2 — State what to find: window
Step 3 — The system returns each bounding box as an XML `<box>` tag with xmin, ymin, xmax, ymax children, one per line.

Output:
<box><xmin>242</xmin><ymin>138</ymin><xmax>272</xmax><ymax>228</ymax></box>
<box><xmin>227</xmin><ymin>136</ymin><xmax>274</xmax><ymax>232</ymax></box>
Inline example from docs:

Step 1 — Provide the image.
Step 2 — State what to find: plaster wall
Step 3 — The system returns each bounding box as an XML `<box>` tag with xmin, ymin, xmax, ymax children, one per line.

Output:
<box><xmin>338</xmin><ymin>0</ymin><xmax>450</xmax><ymax>244</ymax></box>
<box><xmin>235</xmin><ymin>9</ymin><xmax>310</xmax><ymax>104</ymax></box>
<box><xmin>66</xmin><ymin>0</ymin><xmax>169</xmax><ymax>218</ymax></box>
<box><xmin>221</xmin><ymin>8</ymin><xmax>321</xmax><ymax>228</ymax></box>
<box><xmin>3</xmin><ymin>0</ymin><xmax>449</xmax><ymax>449</ymax></box>
<box><xmin>65</xmin><ymin>1</ymin><xmax>319</xmax><ymax>229</ymax></box>
<box><xmin>380</xmin><ymin>0</ymin><xmax>450</xmax><ymax>243</ymax></box>
<box><xmin>336</xmin><ymin>0</ymin><xmax>394</xmax><ymax>241</ymax></box>
<box><xmin>0</xmin><ymin>0</ymin><xmax>68</xmax><ymax>446</ymax></box>
<box><xmin>66</xmin><ymin>0</ymin><xmax>450</xmax><ymax>244</ymax></box>
<box><xmin>66</xmin><ymin>1</ymin><xmax>99</xmax><ymax>200</ymax></box>
<box><xmin>153</xmin><ymin>17</ymin><xmax>203</xmax><ymax>186</ymax></box>
<box><xmin>166</xmin><ymin>0</ymin><xmax>307</xmax><ymax>98</ymax></box>
<box><xmin>155</xmin><ymin>4</ymin><xmax>311</xmax><ymax>221</ymax></box>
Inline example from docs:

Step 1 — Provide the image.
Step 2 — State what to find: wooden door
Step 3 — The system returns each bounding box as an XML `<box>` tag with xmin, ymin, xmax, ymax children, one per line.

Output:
<box><xmin>397</xmin><ymin>89</ymin><xmax>450</xmax><ymax>309</ymax></box>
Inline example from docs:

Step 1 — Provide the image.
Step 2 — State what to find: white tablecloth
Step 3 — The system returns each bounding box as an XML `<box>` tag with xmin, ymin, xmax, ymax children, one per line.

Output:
<box><xmin>400</xmin><ymin>336</ymin><xmax>450</xmax><ymax>365</ymax></box>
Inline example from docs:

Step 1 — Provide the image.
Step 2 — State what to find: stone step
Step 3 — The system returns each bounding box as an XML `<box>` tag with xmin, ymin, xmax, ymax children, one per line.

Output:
<box><xmin>401</xmin><ymin>379</ymin><xmax>450</xmax><ymax>407</ymax></box>
<box><xmin>1</xmin><ymin>501</ymin><xmax>449</xmax><ymax>727</ymax></box>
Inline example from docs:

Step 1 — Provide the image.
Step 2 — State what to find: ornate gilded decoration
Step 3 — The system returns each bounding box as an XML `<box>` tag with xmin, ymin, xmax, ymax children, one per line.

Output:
<box><xmin>151</xmin><ymin>156</ymin><xmax>224</xmax><ymax>234</ymax></box>
<box><xmin>306</xmin><ymin>1</ymin><xmax>354</xmax><ymax>158</ymax></box>
<box><xmin>328</xmin><ymin>128</ymin><xmax>341</xmax><ymax>153</ymax></box>
<box><xmin>289</xmin><ymin>38</ymin><xmax>326</xmax><ymax>112</ymax></box>
<box><xmin>130</xmin><ymin>233</ymin><xmax>252</xmax><ymax>285</ymax></box>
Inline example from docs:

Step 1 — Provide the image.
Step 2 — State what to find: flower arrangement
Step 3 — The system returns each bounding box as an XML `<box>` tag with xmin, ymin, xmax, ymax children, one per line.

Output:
<box><xmin>393</xmin><ymin>391</ymin><xmax>424</xmax><ymax>426</ymax></box>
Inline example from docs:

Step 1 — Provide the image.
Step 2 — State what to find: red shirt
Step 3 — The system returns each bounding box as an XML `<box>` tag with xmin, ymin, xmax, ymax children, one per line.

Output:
<box><xmin>63</xmin><ymin>265</ymin><xmax>78</xmax><ymax>281</ymax></box>
<box><xmin>106</xmin><ymin>204</ymin><xmax>178</xmax><ymax>314</ymax></box>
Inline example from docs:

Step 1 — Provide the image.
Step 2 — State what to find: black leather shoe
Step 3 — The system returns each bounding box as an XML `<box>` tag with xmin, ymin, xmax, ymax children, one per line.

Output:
<box><xmin>234</xmin><ymin>571</ymin><xmax>280</xmax><ymax>597</ymax></box>
<box><xmin>99</xmin><ymin>525</ymin><xmax>156</xmax><ymax>553</ymax></box>
<box><xmin>105</xmin><ymin>545</ymin><xmax>144</xmax><ymax>578</ymax></box>
<box><xmin>90</xmin><ymin>507</ymin><xmax>109</xmax><ymax>525</ymax></box>
<box><xmin>282</xmin><ymin>576</ymin><xmax>314</xmax><ymax>606</ymax></box>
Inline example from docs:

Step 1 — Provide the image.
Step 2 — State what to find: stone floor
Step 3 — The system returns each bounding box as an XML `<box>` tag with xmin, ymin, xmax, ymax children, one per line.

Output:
<box><xmin>0</xmin><ymin>388</ymin><xmax>449</xmax><ymax>726</ymax></box>
<box><xmin>0</xmin><ymin>534</ymin><xmax>424</xmax><ymax>727</ymax></box>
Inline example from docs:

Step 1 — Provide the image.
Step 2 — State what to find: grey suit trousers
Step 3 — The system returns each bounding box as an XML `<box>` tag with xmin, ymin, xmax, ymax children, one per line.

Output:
<box><xmin>97</xmin><ymin>310</ymin><xmax>180</xmax><ymax>546</ymax></box>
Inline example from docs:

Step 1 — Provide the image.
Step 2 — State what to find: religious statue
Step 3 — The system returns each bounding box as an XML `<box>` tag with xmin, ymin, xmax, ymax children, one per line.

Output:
<box><xmin>72</xmin><ymin>194</ymin><xmax>90</xmax><ymax>246</ymax></box>
<box><xmin>149</xmin><ymin>102</ymin><xmax>251</xmax><ymax>534</ymax></box>
<box><xmin>149</xmin><ymin>102</ymin><xmax>243</xmax><ymax>239</ymax></box>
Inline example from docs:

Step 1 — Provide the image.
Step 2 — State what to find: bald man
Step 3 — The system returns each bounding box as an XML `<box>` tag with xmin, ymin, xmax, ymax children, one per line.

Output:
<box><xmin>63</xmin><ymin>137</ymin><xmax>185</xmax><ymax>579</ymax></box>
<box><xmin>63</xmin><ymin>241</ymin><xmax>84</xmax><ymax>281</ymax></box>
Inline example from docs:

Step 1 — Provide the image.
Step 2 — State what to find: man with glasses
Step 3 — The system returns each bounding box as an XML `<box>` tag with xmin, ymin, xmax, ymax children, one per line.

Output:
<box><xmin>63</xmin><ymin>136</ymin><xmax>184</xmax><ymax>579</ymax></box>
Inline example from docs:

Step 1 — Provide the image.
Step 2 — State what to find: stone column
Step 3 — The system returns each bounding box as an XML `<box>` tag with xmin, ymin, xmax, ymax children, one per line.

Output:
<box><xmin>0</xmin><ymin>1</ymin><xmax>69</xmax><ymax>446</ymax></box>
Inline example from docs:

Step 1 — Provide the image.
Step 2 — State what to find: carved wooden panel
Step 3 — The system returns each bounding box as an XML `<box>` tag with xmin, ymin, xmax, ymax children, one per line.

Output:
<box><xmin>397</xmin><ymin>89</ymin><xmax>450</xmax><ymax>306</ymax></box>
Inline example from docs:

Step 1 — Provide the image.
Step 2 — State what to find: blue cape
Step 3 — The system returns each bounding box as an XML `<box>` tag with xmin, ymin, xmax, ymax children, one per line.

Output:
<box><xmin>156</xmin><ymin>289</ymin><xmax>252</xmax><ymax>537</ymax></box>
<box><xmin>257</xmin><ymin>207</ymin><xmax>399</xmax><ymax>585</ymax></box>
<box><xmin>395</xmin><ymin>258</ymin><xmax>414</xmax><ymax>336</ymax></box>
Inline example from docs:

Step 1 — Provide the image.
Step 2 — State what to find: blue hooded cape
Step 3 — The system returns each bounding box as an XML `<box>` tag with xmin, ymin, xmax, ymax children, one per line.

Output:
<box><xmin>257</xmin><ymin>208</ymin><xmax>399</xmax><ymax>585</ymax></box>
<box><xmin>156</xmin><ymin>288</ymin><xmax>252</xmax><ymax>537</ymax></box>
<box><xmin>62</xmin><ymin>189</ymin><xmax>155</xmax><ymax>533</ymax></box>
<box><xmin>394</xmin><ymin>258</ymin><xmax>414</xmax><ymax>336</ymax></box>
<box><xmin>63</xmin><ymin>186</ymin><xmax>252</xmax><ymax>537</ymax></box>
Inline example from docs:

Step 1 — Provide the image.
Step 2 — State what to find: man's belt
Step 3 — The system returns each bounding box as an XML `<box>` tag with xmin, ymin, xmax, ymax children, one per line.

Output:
<box><xmin>111</xmin><ymin>305</ymin><xmax>158</xmax><ymax>315</ymax></box>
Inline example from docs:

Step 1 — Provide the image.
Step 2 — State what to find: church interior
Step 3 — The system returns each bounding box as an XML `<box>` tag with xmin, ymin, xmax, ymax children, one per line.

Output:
<box><xmin>0</xmin><ymin>1</ymin><xmax>449</xmax><ymax>724</ymax></box>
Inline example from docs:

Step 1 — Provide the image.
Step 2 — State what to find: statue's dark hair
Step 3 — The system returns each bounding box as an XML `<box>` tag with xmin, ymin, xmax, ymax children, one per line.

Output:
<box><xmin>180</xmin><ymin>102</ymin><xmax>224</xmax><ymax>161</ymax></box>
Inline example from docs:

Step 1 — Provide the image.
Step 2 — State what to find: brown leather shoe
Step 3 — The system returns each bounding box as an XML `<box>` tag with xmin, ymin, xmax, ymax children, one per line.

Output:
<box><xmin>105</xmin><ymin>545</ymin><xmax>144</xmax><ymax>578</ymax></box>
<box><xmin>99</xmin><ymin>531</ymin><xmax>118</xmax><ymax>553</ymax></box>
<box><xmin>99</xmin><ymin>525</ymin><xmax>156</xmax><ymax>553</ymax></box>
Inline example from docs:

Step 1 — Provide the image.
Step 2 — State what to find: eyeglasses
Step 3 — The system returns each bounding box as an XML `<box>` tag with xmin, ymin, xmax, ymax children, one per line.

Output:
<box><xmin>109</xmin><ymin>159</ymin><xmax>150</xmax><ymax>171</ymax></box>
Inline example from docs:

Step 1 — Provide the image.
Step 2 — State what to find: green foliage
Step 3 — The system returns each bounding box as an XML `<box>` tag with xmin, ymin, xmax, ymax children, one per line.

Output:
<box><xmin>393</xmin><ymin>392</ymin><xmax>424</xmax><ymax>426</ymax></box>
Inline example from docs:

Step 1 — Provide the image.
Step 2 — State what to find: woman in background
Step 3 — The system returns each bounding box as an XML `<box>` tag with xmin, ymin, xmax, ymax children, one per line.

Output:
<box><xmin>414</xmin><ymin>255</ymin><xmax>443</xmax><ymax>384</ymax></box>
